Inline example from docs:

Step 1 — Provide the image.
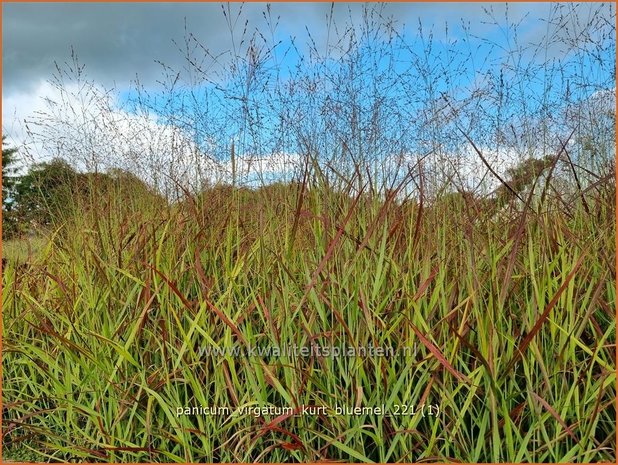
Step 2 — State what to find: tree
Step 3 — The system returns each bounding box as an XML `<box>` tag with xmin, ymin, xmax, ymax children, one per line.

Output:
<box><xmin>13</xmin><ymin>158</ymin><xmax>80</xmax><ymax>230</ymax></box>
<box><xmin>494</xmin><ymin>155</ymin><xmax>557</xmax><ymax>209</ymax></box>
<box><xmin>2</xmin><ymin>136</ymin><xmax>20</xmax><ymax>239</ymax></box>
<box><xmin>13</xmin><ymin>160</ymin><xmax>160</xmax><ymax>233</ymax></box>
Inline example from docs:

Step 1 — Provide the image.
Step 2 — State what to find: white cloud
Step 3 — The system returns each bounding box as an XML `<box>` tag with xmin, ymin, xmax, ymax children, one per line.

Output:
<box><xmin>2</xmin><ymin>78</ymin><xmax>306</xmax><ymax>196</ymax></box>
<box><xmin>2</xmin><ymin>79</ymin><xmax>208</xmax><ymax>194</ymax></box>
<box><xmin>2</xmin><ymin>80</ymin><xmax>57</xmax><ymax>163</ymax></box>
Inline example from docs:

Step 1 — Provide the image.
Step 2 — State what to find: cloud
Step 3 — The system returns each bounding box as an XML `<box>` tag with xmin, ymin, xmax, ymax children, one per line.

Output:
<box><xmin>4</xmin><ymin>2</ymin><xmax>561</xmax><ymax>96</ymax></box>
<box><xmin>2</xmin><ymin>79</ymin><xmax>52</xmax><ymax>152</ymax></box>
<box><xmin>2</xmin><ymin>78</ymin><xmax>202</xmax><ymax>192</ymax></box>
<box><xmin>2</xmin><ymin>77</ymin><xmax>304</xmax><ymax>195</ymax></box>
<box><xmin>229</xmin><ymin>151</ymin><xmax>302</xmax><ymax>185</ymax></box>
<box><xmin>5</xmin><ymin>2</ymin><xmax>606</xmax><ymax>141</ymax></box>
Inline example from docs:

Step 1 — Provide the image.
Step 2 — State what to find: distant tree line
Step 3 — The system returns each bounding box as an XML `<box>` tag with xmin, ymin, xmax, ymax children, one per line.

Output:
<box><xmin>2</xmin><ymin>137</ymin><xmax>154</xmax><ymax>240</ymax></box>
<box><xmin>7</xmin><ymin>131</ymin><xmax>606</xmax><ymax>243</ymax></box>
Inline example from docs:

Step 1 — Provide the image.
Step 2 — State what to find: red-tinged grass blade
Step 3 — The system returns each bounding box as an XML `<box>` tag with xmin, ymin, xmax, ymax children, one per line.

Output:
<box><xmin>145</xmin><ymin>262</ymin><xmax>196</xmax><ymax>316</ymax></box>
<box><xmin>502</xmin><ymin>253</ymin><xmax>587</xmax><ymax>378</ymax></box>
<box><xmin>3</xmin><ymin>408</ymin><xmax>57</xmax><ymax>426</ymax></box>
<box><xmin>193</xmin><ymin>247</ymin><xmax>212</xmax><ymax>296</ymax></box>
<box><xmin>43</xmin><ymin>270</ymin><xmax>71</xmax><ymax>300</ymax></box>
<box><xmin>414</xmin><ymin>265</ymin><xmax>440</xmax><ymax>301</ymax></box>
<box><xmin>266</xmin><ymin>406</ymin><xmax>307</xmax><ymax>428</ymax></box>
<box><xmin>133</xmin><ymin>285</ymin><xmax>158</xmax><ymax>341</ymax></box>
<box><xmin>158</xmin><ymin>315</ymin><xmax>169</xmax><ymax>365</ymax></box>
<box><xmin>73</xmin><ymin>446</ymin><xmax>109</xmax><ymax>459</ymax></box>
<box><xmin>409</xmin><ymin>322</ymin><xmax>472</xmax><ymax>384</ymax></box>
<box><xmin>498</xmin><ymin>203</ymin><xmax>529</xmax><ymax>307</ymax></box>
<box><xmin>456</xmin><ymin>125</ymin><xmax>526</xmax><ymax>205</ymax></box>
<box><xmin>359</xmin><ymin>288</ymin><xmax>384</xmax><ymax>332</ymax></box>
<box><xmin>411</xmin><ymin>160</ymin><xmax>425</xmax><ymax>253</ymax></box>
<box><xmin>530</xmin><ymin>390</ymin><xmax>580</xmax><ymax>444</ymax></box>
<box><xmin>318</xmin><ymin>292</ymin><xmax>355</xmax><ymax>343</ymax></box>
<box><xmin>418</xmin><ymin>375</ymin><xmax>435</xmax><ymax>407</ymax></box>
<box><xmin>560</xmin><ymin>135</ymin><xmax>591</xmax><ymax>215</ymax></box>
<box><xmin>24</xmin><ymin>320</ymin><xmax>95</xmax><ymax>361</ymax></box>
<box><xmin>484</xmin><ymin>401</ymin><xmax>528</xmax><ymax>440</ymax></box>
<box><xmin>446</xmin><ymin>320</ymin><xmax>493</xmax><ymax>380</ymax></box>
<box><xmin>257</xmin><ymin>293</ymin><xmax>280</xmax><ymax>344</ymax></box>
<box><xmin>3</xmin><ymin>433</ymin><xmax>37</xmax><ymax>447</ymax></box>
<box><xmin>102</xmin><ymin>446</ymin><xmax>157</xmax><ymax>453</ymax></box>
<box><xmin>300</xmin><ymin>181</ymin><xmax>364</xmax><ymax>304</ymax></box>
<box><xmin>204</xmin><ymin>297</ymin><xmax>247</xmax><ymax>345</ymax></box>
<box><xmin>279</xmin><ymin>441</ymin><xmax>305</xmax><ymax>451</ymax></box>
<box><xmin>222</xmin><ymin>359</ymin><xmax>240</xmax><ymax>407</ymax></box>
<box><xmin>253</xmin><ymin>415</ymin><xmax>306</xmax><ymax>452</ymax></box>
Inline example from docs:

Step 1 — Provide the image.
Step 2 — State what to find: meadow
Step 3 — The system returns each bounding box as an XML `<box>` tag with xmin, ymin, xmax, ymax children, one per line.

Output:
<box><xmin>2</xmin><ymin>3</ymin><xmax>616</xmax><ymax>462</ymax></box>
<box><xmin>2</xmin><ymin>163</ymin><xmax>616</xmax><ymax>461</ymax></box>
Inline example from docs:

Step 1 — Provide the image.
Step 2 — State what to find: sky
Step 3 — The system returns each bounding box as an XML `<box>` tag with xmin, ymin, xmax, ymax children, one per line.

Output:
<box><xmin>2</xmin><ymin>2</ymin><xmax>615</xmax><ymax>193</ymax></box>
<box><xmin>2</xmin><ymin>2</ymin><xmax>576</xmax><ymax>137</ymax></box>
<box><xmin>3</xmin><ymin>2</ymin><xmax>558</xmax><ymax>92</ymax></box>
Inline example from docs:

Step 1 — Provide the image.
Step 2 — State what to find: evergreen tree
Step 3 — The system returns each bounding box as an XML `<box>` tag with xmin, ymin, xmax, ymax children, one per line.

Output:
<box><xmin>2</xmin><ymin>136</ymin><xmax>20</xmax><ymax>239</ymax></box>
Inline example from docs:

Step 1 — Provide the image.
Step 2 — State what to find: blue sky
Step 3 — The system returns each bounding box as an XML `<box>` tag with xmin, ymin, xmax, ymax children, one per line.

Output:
<box><xmin>5</xmin><ymin>3</ymin><xmax>612</xmax><ymax>107</ymax></box>
<box><xmin>110</xmin><ymin>4</ymin><xmax>613</xmax><ymax>147</ymax></box>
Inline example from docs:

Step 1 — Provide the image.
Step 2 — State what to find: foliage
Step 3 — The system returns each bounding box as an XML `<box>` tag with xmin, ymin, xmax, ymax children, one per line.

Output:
<box><xmin>13</xmin><ymin>158</ymin><xmax>80</xmax><ymax>230</ymax></box>
<box><xmin>2</xmin><ymin>172</ymin><xmax>615</xmax><ymax>462</ymax></box>
<box><xmin>6</xmin><ymin>159</ymin><xmax>160</xmax><ymax>238</ymax></box>
<box><xmin>504</xmin><ymin>156</ymin><xmax>557</xmax><ymax>195</ymax></box>
<box><xmin>2</xmin><ymin>136</ymin><xmax>20</xmax><ymax>239</ymax></box>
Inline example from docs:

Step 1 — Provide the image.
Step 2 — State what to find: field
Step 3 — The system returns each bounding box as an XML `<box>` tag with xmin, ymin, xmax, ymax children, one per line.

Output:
<box><xmin>2</xmin><ymin>173</ymin><xmax>616</xmax><ymax>462</ymax></box>
<box><xmin>2</xmin><ymin>2</ymin><xmax>616</xmax><ymax>463</ymax></box>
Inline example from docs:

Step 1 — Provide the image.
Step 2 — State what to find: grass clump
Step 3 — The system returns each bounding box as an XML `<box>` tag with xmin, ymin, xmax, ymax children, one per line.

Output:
<box><xmin>2</xmin><ymin>171</ymin><xmax>615</xmax><ymax>462</ymax></box>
